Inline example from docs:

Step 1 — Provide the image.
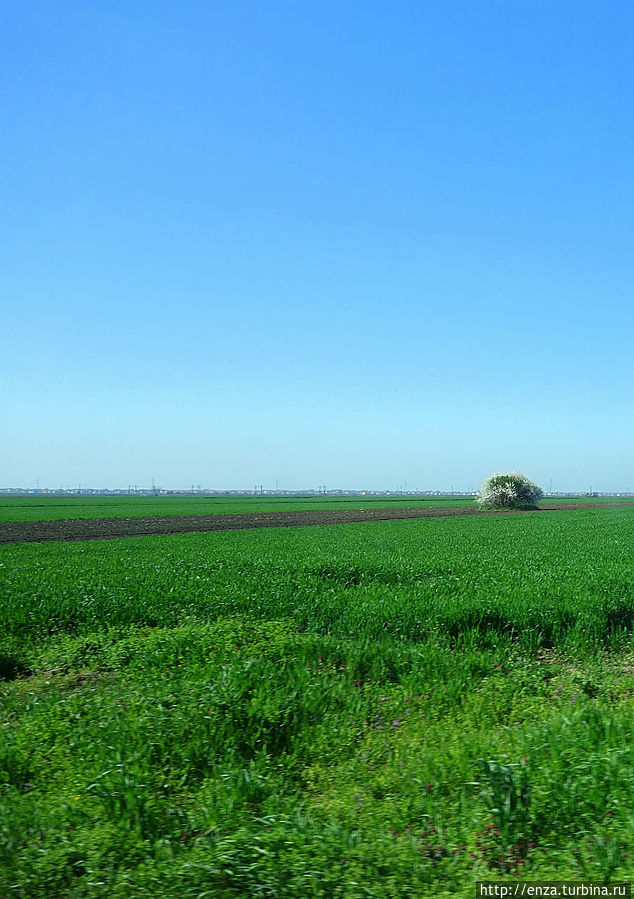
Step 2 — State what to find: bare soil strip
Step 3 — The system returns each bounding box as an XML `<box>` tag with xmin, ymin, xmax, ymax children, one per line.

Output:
<box><xmin>1</xmin><ymin>502</ymin><xmax>632</xmax><ymax>545</ymax></box>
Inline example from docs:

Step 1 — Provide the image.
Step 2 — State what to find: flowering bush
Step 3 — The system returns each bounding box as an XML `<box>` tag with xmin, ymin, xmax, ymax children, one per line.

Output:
<box><xmin>476</xmin><ymin>471</ymin><xmax>543</xmax><ymax>510</ymax></box>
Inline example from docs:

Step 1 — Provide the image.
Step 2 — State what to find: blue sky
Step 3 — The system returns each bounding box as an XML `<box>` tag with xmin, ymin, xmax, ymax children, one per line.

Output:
<box><xmin>3</xmin><ymin>1</ymin><xmax>634</xmax><ymax>491</ymax></box>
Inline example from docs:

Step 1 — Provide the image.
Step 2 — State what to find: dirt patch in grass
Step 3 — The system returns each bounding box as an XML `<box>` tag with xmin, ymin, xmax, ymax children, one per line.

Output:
<box><xmin>0</xmin><ymin>502</ymin><xmax>630</xmax><ymax>545</ymax></box>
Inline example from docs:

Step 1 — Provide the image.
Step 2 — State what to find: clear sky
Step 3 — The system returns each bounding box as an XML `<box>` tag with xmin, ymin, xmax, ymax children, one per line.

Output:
<box><xmin>3</xmin><ymin>1</ymin><xmax>634</xmax><ymax>492</ymax></box>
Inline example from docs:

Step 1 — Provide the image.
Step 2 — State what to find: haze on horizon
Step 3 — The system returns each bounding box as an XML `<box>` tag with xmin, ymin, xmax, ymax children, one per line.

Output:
<box><xmin>3</xmin><ymin>1</ymin><xmax>634</xmax><ymax>495</ymax></box>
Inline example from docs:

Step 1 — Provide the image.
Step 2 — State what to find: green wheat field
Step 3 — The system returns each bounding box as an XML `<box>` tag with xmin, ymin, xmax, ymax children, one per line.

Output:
<box><xmin>2</xmin><ymin>501</ymin><xmax>634</xmax><ymax>896</ymax></box>
<box><xmin>0</xmin><ymin>494</ymin><xmax>476</xmax><ymax>522</ymax></box>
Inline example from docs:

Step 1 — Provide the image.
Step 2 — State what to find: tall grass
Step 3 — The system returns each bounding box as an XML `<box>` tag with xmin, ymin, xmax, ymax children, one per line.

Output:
<box><xmin>2</xmin><ymin>508</ymin><xmax>634</xmax><ymax>895</ymax></box>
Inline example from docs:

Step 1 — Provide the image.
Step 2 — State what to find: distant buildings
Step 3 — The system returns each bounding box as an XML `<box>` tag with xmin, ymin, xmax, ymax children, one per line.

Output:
<box><xmin>1</xmin><ymin>487</ymin><xmax>632</xmax><ymax>498</ymax></box>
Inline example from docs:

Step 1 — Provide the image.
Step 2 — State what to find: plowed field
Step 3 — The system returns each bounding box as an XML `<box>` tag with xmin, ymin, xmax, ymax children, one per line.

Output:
<box><xmin>0</xmin><ymin>501</ymin><xmax>627</xmax><ymax>544</ymax></box>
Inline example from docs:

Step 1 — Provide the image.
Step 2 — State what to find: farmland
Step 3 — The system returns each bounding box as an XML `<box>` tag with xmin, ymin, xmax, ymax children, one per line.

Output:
<box><xmin>3</xmin><ymin>495</ymin><xmax>633</xmax><ymax>549</ymax></box>
<box><xmin>0</xmin><ymin>493</ymin><xmax>628</xmax><ymax>524</ymax></box>
<box><xmin>2</xmin><ymin>507</ymin><xmax>634</xmax><ymax>895</ymax></box>
<box><xmin>0</xmin><ymin>494</ymin><xmax>476</xmax><ymax>523</ymax></box>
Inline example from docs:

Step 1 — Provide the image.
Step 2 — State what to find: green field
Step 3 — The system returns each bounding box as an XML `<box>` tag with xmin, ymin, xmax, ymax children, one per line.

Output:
<box><xmin>1</xmin><ymin>493</ymin><xmax>631</xmax><ymax>523</ymax></box>
<box><xmin>2</xmin><ymin>508</ymin><xmax>634</xmax><ymax>895</ymax></box>
<box><xmin>0</xmin><ymin>494</ymin><xmax>477</xmax><ymax>522</ymax></box>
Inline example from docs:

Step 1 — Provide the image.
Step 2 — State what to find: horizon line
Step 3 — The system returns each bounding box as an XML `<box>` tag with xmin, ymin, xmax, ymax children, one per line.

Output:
<box><xmin>2</xmin><ymin>487</ymin><xmax>632</xmax><ymax>498</ymax></box>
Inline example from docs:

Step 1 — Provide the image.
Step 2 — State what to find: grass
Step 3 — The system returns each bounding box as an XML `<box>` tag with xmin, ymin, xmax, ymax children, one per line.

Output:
<box><xmin>2</xmin><ymin>507</ymin><xmax>634</xmax><ymax>895</ymax></box>
<box><xmin>0</xmin><ymin>494</ymin><xmax>475</xmax><ymax>522</ymax></box>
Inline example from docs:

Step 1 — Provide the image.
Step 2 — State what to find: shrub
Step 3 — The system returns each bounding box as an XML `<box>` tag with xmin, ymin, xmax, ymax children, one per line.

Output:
<box><xmin>476</xmin><ymin>471</ymin><xmax>543</xmax><ymax>510</ymax></box>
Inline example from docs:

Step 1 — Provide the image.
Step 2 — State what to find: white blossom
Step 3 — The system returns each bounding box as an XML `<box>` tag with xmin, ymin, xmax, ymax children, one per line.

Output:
<box><xmin>476</xmin><ymin>471</ymin><xmax>543</xmax><ymax>510</ymax></box>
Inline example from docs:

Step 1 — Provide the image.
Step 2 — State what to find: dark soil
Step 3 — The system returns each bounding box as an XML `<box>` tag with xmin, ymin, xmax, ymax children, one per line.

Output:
<box><xmin>1</xmin><ymin>502</ymin><xmax>631</xmax><ymax>545</ymax></box>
